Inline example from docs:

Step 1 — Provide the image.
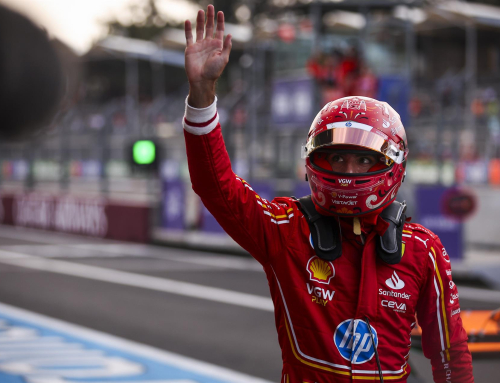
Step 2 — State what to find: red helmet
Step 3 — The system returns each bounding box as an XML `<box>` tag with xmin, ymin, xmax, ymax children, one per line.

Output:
<box><xmin>303</xmin><ymin>96</ymin><xmax>408</xmax><ymax>216</ymax></box>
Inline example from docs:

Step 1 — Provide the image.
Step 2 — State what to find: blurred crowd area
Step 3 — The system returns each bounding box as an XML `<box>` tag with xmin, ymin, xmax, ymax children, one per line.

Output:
<box><xmin>307</xmin><ymin>48</ymin><xmax>377</xmax><ymax>101</ymax></box>
<box><xmin>4</xmin><ymin>0</ymin><xmax>500</xmax><ymax>196</ymax></box>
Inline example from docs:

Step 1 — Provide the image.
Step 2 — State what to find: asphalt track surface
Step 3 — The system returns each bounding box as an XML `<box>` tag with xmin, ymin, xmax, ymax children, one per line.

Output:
<box><xmin>0</xmin><ymin>225</ymin><xmax>498</xmax><ymax>382</ymax></box>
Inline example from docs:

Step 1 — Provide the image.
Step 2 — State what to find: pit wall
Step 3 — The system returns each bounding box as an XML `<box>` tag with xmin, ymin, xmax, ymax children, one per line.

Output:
<box><xmin>0</xmin><ymin>193</ymin><xmax>151</xmax><ymax>243</ymax></box>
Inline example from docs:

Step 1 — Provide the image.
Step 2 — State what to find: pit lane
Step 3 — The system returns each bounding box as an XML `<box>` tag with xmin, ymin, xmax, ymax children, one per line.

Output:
<box><xmin>0</xmin><ymin>225</ymin><xmax>497</xmax><ymax>382</ymax></box>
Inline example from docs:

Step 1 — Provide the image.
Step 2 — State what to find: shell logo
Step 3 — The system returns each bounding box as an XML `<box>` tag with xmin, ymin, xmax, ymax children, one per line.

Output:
<box><xmin>307</xmin><ymin>256</ymin><xmax>335</xmax><ymax>284</ymax></box>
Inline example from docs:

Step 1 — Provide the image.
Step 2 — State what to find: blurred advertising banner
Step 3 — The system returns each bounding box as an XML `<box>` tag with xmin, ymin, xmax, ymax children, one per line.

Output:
<box><xmin>294</xmin><ymin>182</ymin><xmax>311</xmax><ymax>199</ymax></box>
<box><xmin>415</xmin><ymin>186</ymin><xmax>463</xmax><ymax>260</ymax></box>
<box><xmin>377</xmin><ymin>75</ymin><xmax>410</xmax><ymax>127</ymax></box>
<box><xmin>456</xmin><ymin>161</ymin><xmax>489</xmax><ymax>184</ymax></box>
<box><xmin>161</xmin><ymin>179</ymin><xmax>185</xmax><ymax>230</ymax></box>
<box><xmin>0</xmin><ymin>193</ymin><xmax>150</xmax><ymax>242</ymax></box>
<box><xmin>201</xmin><ymin>205</ymin><xmax>225</xmax><ymax>233</ymax></box>
<box><xmin>201</xmin><ymin>181</ymin><xmax>275</xmax><ymax>233</ymax></box>
<box><xmin>271</xmin><ymin>78</ymin><xmax>314</xmax><ymax>127</ymax></box>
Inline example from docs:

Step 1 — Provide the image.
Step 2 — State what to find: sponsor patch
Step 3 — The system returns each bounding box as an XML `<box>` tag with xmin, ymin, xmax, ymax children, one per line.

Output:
<box><xmin>451</xmin><ymin>308</ymin><xmax>461</xmax><ymax>317</ymax></box>
<box><xmin>306</xmin><ymin>256</ymin><xmax>335</xmax><ymax>285</ymax></box>
<box><xmin>385</xmin><ymin>271</ymin><xmax>405</xmax><ymax>290</ymax></box>
<box><xmin>332</xmin><ymin>200</ymin><xmax>357</xmax><ymax>206</ymax></box>
<box><xmin>338</xmin><ymin>179</ymin><xmax>352</xmax><ymax>187</ymax></box>
<box><xmin>334</xmin><ymin>319</ymin><xmax>378</xmax><ymax>364</ymax></box>
<box><xmin>442</xmin><ymin>247</ymin><xmax>451</xmax><ymax>263</ymax></box>
<box><xmin>381</xmin><ymin>299</ymin><xmax>407</xmax><ymax>313</ymax></box>
<box><xmin>379</xmin><ymin>288</ymin><xmax>410</xmax><ymax>300</ymax></box>
<box><xmin>307</xmin><ymin>283</ymin><xmax>335</xmax><ymax>307</ymax></box>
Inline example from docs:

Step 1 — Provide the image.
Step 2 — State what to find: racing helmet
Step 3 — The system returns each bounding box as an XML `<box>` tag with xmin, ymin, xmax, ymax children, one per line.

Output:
<box><xmin>303</xmin><ymin>96</ymin><xmax>408</xmax><ymax>216</ymax></box>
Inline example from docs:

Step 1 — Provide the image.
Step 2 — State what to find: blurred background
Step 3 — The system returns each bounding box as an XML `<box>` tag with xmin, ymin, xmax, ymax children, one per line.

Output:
<box><xmin>1</xmin><ymin>0</ymin><xmax>500</xmax><ymax>256</ymax></box>
<box><xmin>0</xmin><ymin>1</ymin><xmax>499</xmax><ymax>382</ymax></box>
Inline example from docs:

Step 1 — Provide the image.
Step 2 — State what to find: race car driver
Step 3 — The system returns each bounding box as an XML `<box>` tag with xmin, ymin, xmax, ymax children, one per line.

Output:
<box><xmin>183</xmin><ymin>5</ymin><xmax>474</xmax><ymax>382</ymax></box>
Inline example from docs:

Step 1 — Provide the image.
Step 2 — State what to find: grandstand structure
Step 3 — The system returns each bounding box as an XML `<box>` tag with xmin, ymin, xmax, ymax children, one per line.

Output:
<box><xmin>1</xmin><ymin>1</ymin><xmax>500</xmax><ymax>245</ymax></box>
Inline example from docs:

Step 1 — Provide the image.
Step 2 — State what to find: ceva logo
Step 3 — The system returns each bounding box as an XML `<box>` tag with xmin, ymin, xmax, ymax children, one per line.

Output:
<box><xmin>385</xmin><ymin>271</ymin><xmax>405</xmax><ymax>290</ymax></box>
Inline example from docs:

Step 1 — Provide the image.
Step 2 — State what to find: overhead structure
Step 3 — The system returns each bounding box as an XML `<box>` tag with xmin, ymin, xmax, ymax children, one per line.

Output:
<box><xmin>92</xmin><ymin>35</ymin><xmax>184</xmax><ymax>68</ymax></box>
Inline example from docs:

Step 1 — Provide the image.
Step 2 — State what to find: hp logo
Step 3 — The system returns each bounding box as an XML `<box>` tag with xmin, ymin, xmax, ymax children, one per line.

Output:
<box><xmin>345</xmin><ymin>122</ymin><xmax>352</xmax><ymax>127</ymax></box>
<box><xmin>334</xmin><ymin>319</ymin><xmax>378</xmax><ymax>364</ymax></box>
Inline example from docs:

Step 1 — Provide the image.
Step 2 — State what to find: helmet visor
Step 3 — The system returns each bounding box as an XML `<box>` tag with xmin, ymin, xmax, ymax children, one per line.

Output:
<box><xmin>303</xmin><ymin>126</ymin><xmax>404</xmax><ymax>164</ymax></box>
<box><xmin>310</xmin><ymin>148</ymin><xmax>389</xmax><ymax>174</ymax></box>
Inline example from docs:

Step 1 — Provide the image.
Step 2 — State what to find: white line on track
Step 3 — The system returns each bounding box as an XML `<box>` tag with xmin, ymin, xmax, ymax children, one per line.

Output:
<box><xmin>0</xmin><ymin>248</ymin><xmax>499</xmax><ymax>309</ymax></box>
<box><xmin>0</xmin><ymin>250</ymin><xmax>274</xmax><ymax>312</ymax></box>
<box><xmin>0</xmin><ymin>302</ymin><xmax>274</xmax><ymax>383</ymax></box>
<box><xmin>0</xmin><ymin>225</ymin><xmax>264</xmax><ymax>271</ymax></box>
<box><xmin>0</xmin><ymin>243</ymin><xmax>264</xmax><ymax>271</ymax></box>
<box><xmin>0</xmin><ymin>224</ymin><xmax>112</xmax><ymax>245</ymax></box>
<box><xmin>69</xmin><ymin>244</ymin><xmax>264</xmax><ymax>271</ymax></box>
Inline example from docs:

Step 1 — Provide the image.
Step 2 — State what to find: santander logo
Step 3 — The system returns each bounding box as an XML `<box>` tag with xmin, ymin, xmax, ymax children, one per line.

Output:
<box><xmin>385</xmin><ymin>271</ymin><xmax>405</xmax><ymax>290</ymax></box>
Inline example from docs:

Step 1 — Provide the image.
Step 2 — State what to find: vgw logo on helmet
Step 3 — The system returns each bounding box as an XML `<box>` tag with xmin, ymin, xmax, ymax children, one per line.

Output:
<box><xmin>338</xmin><ymin>179</ymin><xmax>352</xmax><ymax>187</ymax></box>
<box><xmin>306</xmin><ymin>256</ymin><xmax>335</xmax><ymax>285</ymax></box>
<box><xmin>334</xmin><ymin>319</ymin><xmax>378</xmax><ymax>364</ymax></box>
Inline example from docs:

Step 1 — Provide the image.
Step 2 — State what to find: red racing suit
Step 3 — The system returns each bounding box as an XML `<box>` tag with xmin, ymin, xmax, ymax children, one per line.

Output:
<box><xmin>183</xmin><ymin>98</ymin><xmax>474</xmax><ymax>382</ymax></box>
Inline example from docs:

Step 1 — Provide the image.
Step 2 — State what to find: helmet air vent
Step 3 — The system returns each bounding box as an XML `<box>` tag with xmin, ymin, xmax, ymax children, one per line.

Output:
<box><xmin>355</xmin><ymin>179</ymin><xmax>370</xmax><ymax>185</ymax></box>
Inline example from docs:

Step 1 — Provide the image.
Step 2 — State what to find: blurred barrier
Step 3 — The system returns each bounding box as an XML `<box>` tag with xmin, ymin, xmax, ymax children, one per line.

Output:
<box><xmin>489</xmin><ymin>159</ymin><xmax>500</xmax><ymax>185</ymax></box>
<box><xmin>271</xmin><ymin>78</ymin><xmax>314</xmax><ymax>127</ymax></box>
<box><xmin>377</xmin><ymin>75</ymin><xmax>410</xmax><ymax>127</ymax></box>
<box><xmin>161</xmin><ymin>179</ymin><xmax>185</xmax><ymax>230</ymax></box>
<box><xmin>201</xmin><ymin>204</ymin><xmax>225</xmax><ymax>233</ymax></box>
<box><xmin>156</xmin><ymin>179</ymin><xmax>500</xmax><ymax>257</ymax></box>
<box><xmin>458</xmin><ymin>162</ymin><xmax>489</xmax><ymax>185</ymax></box>
<box><xmin>294</xmin><ymin>182</ymin><xmax>311</xmax><ymax>199</ymax></box>
<box><xmin>0</xmin><ymin>193</ymin><xmax>150</xmax><ymax>242</ymax></box>
<box><xmin>406</xmin><ymin>159</ymin><xmax>500</xmax><ymax>185</ymax></box>
<box><xmin>158</xmin><ymin>179</ymin><xmax>277</xmax><ymax>247</ymax></box>
<box><xmin>415</xmin><ymin>186</ymin><xmax>464</xmax><ymax>260</ymax></box>
<box><xmin>1</xmin><ymin>160</ymin><xmax>131</xmax><ymax>181</ymax></box>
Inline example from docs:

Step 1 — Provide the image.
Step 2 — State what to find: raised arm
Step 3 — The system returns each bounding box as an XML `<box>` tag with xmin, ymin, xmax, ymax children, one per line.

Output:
<box><xmin>182</xmin><ymin>6</ymin><xmax>295</xmax><ymax>265</ymax></box>
<box><xmin>184</xmin><ymin>5</ymin><xmax>231</xmax><ymax>108</ymax></box>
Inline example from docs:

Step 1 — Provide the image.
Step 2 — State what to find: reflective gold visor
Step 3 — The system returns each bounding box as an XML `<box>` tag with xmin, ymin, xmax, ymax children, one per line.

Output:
<box><xmin>303</xmin><ymin>126</ymin><xmax>404</xmax><ymax>164</ymax></box>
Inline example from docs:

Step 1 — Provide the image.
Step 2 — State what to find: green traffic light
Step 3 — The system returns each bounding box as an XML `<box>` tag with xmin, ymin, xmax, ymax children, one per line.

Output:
<box><xmin>133</xmin><ymin>140</ymin><xmax>156</xmax><ymax>165</ymax></box>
